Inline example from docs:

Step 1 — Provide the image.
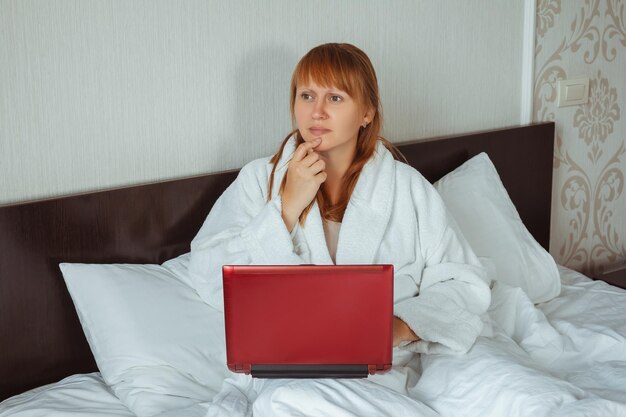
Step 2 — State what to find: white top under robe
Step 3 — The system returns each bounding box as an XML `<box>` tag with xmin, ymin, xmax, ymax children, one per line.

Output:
<box><xmin>322</xmin><ymin>220</ymin><xmax>341</xmax><ymax>264</ymax></box>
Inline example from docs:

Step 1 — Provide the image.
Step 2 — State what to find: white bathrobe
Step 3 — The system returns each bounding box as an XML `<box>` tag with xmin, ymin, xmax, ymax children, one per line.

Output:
<box><xmin>189</xmin><ymin>138</ymin><xmax>491</xmax><ymax>355</ymax></box>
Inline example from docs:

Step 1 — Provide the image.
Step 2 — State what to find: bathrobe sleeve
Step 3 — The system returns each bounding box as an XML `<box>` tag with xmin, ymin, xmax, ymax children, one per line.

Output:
<box><xmin>188</xmin><ymin>159</ymin><xmax>309</xmax><ymax>310</ymax></box>
<box><xmin>393</xmin><ymin>174</ymin><xmax>491</xmax><ymax>354</ymax></box>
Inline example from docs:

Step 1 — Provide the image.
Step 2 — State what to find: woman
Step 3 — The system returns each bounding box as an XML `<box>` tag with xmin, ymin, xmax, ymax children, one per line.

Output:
<box><xmin>187</xmin><ymin>43</ymin><xmax>491</xmax><ymax>416</ymax></box>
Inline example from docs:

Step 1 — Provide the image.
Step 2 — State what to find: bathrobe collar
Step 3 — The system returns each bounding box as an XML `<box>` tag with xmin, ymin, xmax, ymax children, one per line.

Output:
<box><xmin>269</xmin><ymin>137</ymin><xmax>396</xmax><ymax>265</ymax></box>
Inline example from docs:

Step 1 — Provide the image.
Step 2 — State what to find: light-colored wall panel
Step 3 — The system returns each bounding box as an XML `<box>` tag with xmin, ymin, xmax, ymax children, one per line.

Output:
<box><xmin>0</xmin><ymin>0</ymin><xmax>524</xmax><ymax>204</ymax></box>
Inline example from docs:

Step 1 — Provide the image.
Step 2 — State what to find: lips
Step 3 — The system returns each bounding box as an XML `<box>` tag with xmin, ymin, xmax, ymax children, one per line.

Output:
<box><xmin>309</xmin><ymin>127</ymin><xmax>331</xmax><ymax>136</ymax></box>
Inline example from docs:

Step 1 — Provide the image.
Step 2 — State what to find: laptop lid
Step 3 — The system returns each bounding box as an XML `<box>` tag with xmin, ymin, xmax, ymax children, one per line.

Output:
<box><xmin>222</xmin><ymin>264</ymin><xmax>393</xmax><ymax>378</ymax></box>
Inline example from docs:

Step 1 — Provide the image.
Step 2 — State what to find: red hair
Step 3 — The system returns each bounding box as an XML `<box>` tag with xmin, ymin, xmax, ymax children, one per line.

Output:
<box><xmin>268</xmin><ymin>43</ymin><xmax>404</xmax><ymax>224</ymax></box>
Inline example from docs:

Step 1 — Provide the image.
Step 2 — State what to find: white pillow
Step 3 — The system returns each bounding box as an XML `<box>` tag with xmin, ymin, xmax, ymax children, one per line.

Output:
<box><xmin>434</xmin><ymin>152</ymin><xmax>560</xmax><ymax>303</ymax></box>
<box><xmin>59</xmin><ymin>254</ymin><xmax>230</xmax><ymax>417</ymax></box>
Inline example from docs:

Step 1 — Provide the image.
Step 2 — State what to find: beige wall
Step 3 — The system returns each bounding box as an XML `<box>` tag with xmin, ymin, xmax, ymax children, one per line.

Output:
<box><xmin>7</xmin><ymin>1</ymin><xmax>621</xmax><ymax>275</ymax></box>
<box><xmin>534</xmin><ymin>0</ymin><xmax>626</xmax><ymax>275</ymax></box>
<box><xmin>0</xmin><ymin>0</ymin><xmax>524</xmax><ymax>205</ymax></box>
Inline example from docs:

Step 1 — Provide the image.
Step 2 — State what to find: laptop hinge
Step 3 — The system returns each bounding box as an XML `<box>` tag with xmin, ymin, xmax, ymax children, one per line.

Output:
<box><xmin>251</xmin><ymin>364</ymin><xmax>369</xmax><ymax>379</ymax></box>
<box><xmin>232</xmin><ymin>363</ymin><xmax>251</xmax><ymax>374</ymax></box>
<box><xmin>368</xmin><ymin>364</ymin><xmax>390</xmax><ymax>374</ymax></box>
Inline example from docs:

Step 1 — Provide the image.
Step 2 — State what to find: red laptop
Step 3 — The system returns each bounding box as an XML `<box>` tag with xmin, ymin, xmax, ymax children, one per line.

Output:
<box><xmin>222</xmin><ymin>264</ymin><xmax>394</xmax><ymax>378</ymax></box>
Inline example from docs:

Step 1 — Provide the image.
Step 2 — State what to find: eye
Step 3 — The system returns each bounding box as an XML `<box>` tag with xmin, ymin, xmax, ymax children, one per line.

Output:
<box><xmin>300</xmin><ymin>93</ymin><xmax>314</xmax><ymax>101</ymax></box>
<box><xmin>329</xmin><ymin>95</ymin><xmax>343</xmax><ymax>103</ymax></box>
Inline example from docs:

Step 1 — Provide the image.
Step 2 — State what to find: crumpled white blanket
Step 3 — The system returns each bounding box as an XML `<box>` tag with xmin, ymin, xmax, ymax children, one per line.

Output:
<box><xmin>413</xmin><ymin>266</ymin><xmax>626</xmax><ymax>417</ymax></box>
<box><xmin>156</xmin><ymin>374</ymin><xmax>438</xmax><ymax>417</ymax></box>
<box><xmin>4</xmin><ymin>266</ymin><xmax>624</xmax><ymax>416</ymax></box>
<box><xmin>158</xmin><ymin>266</ymin><xmax>626</xmax><ymax>417</ymax></box>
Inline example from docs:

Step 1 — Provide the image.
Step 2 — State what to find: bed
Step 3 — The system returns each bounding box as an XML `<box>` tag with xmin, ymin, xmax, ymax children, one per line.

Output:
<box><xmin>1</xmin><ymin>122</ymin><xmax>625</xmax><ymax>416</ymax></box>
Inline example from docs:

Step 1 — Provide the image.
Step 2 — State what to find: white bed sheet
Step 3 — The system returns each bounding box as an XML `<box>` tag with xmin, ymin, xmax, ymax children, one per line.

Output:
<box><xmin>0</xmin><ymin>373</ymin><xmax>133</xmax><ymax>416</ymax></box>
<box><xmin>3</xmin><ymin>266</ymin><xmax>626</xmax><ymax>417</ymax></box>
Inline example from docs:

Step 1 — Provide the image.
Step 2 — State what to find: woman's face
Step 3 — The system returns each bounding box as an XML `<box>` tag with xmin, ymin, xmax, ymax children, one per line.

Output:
<box><xmin>294</xmin><ymin>80</ymin><xmax>371</xmax><ymax>159</ymax></box>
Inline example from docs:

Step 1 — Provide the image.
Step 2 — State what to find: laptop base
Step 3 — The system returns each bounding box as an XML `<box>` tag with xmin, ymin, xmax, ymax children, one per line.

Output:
<box><xmin>250</xmin><ymin>364</ymin><xmax>369</xmax><ymax>379</ymax></box>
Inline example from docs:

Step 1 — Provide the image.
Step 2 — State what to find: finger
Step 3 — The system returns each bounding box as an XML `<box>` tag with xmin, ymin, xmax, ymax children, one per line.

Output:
<box><xmin>292</xmin><ymin>138</ymin><xmax>321</xmax><ymax>161</ymax></box>
<box><xmin>300</xmin><ymin>151</ymin><xmax>320</xmax><ymax>167</ymax></box>
<box><xmin>308</xmin><ymin>159</ymin><xmax>326</xmax><ymax>175</ymax></box>
<box><xmin>292</xmin><ymin>143</ymin><xmax>314</xmax><ymax>162</ymax></box>
<box><xmin>314</xmin><ymin>171</ymin><xmax>327</xmax><ymax>184</ymax></box>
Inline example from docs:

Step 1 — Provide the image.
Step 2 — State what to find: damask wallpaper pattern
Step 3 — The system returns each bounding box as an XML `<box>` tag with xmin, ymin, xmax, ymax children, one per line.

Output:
<box><xmin>534</xmin><ymin>0</ymin><xmax>626</xmax><ymax>275</ymax></box>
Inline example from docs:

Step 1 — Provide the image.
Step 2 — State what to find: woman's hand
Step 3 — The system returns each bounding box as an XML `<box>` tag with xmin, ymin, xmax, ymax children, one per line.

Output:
<box><xmin>281</xmin><ymin>138</ymin><xmax>326</xmax><ymax>232</ymax></box>
<box><xmin>392</xmin><ymin>316</ymin><xmax>419</xmax><ymax>347</ymax></box>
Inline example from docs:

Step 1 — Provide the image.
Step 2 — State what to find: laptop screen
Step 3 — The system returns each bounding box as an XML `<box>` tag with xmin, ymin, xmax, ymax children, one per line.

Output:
<box><xmin>222</xmin><ymin>264</ymin><xmax>393</xmax><ymax>378</ymax></box>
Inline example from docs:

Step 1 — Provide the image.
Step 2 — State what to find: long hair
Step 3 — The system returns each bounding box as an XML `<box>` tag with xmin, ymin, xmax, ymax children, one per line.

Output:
<box><xmin>267</xmin><ymin>43</ymin><xmax>405</xmax><ymax>225</ymax></box>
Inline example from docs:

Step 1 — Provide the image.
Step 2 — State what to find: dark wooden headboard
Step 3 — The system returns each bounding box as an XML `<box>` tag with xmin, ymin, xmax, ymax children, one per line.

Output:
<box><xmin>0</xmin><ymin>122</ymin><xmax>554</xmax><ymax>400</ymax></box>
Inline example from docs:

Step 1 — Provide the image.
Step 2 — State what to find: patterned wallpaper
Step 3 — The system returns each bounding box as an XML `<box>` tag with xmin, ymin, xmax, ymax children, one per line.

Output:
<box><xmin>534</xmin><ymin>0</ymin><xmax>626</xmax><ymax>275</ymax></box>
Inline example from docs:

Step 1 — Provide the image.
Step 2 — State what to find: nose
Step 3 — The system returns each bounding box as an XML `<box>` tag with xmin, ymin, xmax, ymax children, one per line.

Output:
<box><xmin>312</xmin><ymin>100</ymin><xmax>327</xmax><ymax>120</ymax></box>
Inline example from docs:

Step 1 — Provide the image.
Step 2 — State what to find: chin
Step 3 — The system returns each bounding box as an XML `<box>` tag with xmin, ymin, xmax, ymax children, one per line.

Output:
<box><xmin>314</xmin><ymin>140</ymin><xmax>333</xmax><ymax>152</ymax></box>
<box><xmin>302</xmin><ymin>136</ymin><xmax>328</xmax><ymax>149</ymax></box>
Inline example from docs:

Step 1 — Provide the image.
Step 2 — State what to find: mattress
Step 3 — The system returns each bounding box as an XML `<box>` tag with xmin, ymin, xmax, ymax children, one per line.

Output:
<box><xmin>2</xmin><ymin>266</ymin><xmax>625</xmax><ymax>417</ymax></box>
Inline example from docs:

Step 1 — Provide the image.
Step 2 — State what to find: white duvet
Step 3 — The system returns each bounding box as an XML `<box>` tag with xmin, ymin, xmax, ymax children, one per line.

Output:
<box><xmin>3</xmin><ymin>266</ymin><xmax>626</xmax><ymax>416</ymax></box>
<box><xmin>0</xmin><ymin>373</ymin><xmax>134</xmax><ymax>417</ymax></box>
<box><xmin>415</xmin><ymin>266</ymin><xmax>626</xmax><ymax>417</ymax></box>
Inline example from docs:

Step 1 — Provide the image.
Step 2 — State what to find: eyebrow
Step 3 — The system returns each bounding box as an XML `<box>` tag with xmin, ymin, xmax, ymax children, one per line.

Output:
<box><xmin>297</xmin><ymin>86</ymin><xmax>348</xmax><ymax>95</ymax></box>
